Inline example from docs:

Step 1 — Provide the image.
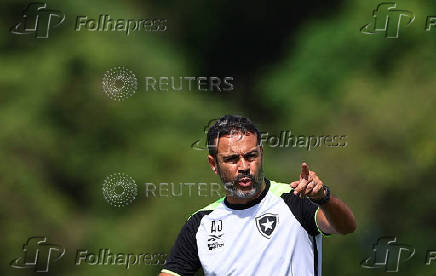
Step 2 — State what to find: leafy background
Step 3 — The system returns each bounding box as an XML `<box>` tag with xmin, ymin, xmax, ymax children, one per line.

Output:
<box><xmin>1</xmin><ymin>0</ymin><xmax>436</xmax><ymax>275</ymax></box>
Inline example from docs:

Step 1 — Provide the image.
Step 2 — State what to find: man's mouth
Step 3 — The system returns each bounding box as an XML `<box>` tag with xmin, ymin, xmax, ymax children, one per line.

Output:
<box><xmin>238</xmin><ymin>177</ymin><xmax>252</xmax><ymax>188</ymax></box>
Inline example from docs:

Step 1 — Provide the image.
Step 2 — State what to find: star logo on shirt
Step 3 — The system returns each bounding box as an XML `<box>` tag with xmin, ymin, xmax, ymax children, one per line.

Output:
<box><xmin>255</xmin><ymin>213</ymin><xmax>279</xmax><ymax>239</ymax></box>
<box><xmin>262</xmin><ymin>218</ymin><xmax>274</xmax><ymax>231</ymax></box>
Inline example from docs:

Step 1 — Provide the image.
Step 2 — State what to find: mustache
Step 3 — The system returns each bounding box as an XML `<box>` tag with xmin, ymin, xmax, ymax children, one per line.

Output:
<box><xmin>233</xmin><ymin>174</ymin><xmax>256</xmax><ymax>183</ymax></box>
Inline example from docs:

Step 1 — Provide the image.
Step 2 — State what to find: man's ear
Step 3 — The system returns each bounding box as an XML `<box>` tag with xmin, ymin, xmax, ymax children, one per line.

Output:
<box><xmin>208</xmin><ymin>154</ymin><xmax>218</xmax><ymax>175</ymax></box>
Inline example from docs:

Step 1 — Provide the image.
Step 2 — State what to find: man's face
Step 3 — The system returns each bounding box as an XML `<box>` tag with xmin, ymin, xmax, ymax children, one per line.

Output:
<box><xmin>208</xmin><ymin>131</ymin><xmax>264</xmax><ymax>199</ymax></box>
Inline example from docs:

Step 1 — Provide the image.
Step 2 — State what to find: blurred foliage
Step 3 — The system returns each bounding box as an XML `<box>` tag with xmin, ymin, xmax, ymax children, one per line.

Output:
<box><xmin>1</xmin><ymin>0</ymin><xmax>436</xmax><ymax>275</ymax></box>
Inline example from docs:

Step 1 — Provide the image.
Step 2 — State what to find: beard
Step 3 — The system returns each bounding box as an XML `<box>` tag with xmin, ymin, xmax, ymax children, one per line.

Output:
<box><xmin>217</xmin><ymin>163</ymin><xmax>264</xmax><ymax>199</ymax></box>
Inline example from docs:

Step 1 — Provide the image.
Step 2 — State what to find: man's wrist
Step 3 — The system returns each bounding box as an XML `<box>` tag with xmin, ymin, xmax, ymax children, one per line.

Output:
<box><xmin>309</xmin><ymin>185</ymin><xmax>330</xmax><ymax>205</ymax></box>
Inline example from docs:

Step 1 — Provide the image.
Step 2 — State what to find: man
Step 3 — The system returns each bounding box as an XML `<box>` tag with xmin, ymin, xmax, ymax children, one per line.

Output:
<box><xmin>160</xmin><ymin>115</ymin><xmax>356</xmax><ymax>276</ymax></box>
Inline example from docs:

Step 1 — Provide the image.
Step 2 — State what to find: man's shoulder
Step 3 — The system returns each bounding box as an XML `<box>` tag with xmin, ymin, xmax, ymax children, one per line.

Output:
<box><xmin>186</xmin><ymin>197</ymin><xmax>225</xmax><ymax>222</ymax></box>
<box><xmin>268</xmin><ymin>179</ymin><xmax>293</xmax><ymax>197</ymax></box>
<box><xmin>198</xmin><ymin>197</ymin><xmax>226</xmax><ymax>213</ymax></box>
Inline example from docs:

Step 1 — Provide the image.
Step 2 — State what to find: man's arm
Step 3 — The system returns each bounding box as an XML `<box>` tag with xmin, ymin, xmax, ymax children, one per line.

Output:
<box><xmin>291</xmin><ymin>162</ymin><xmax>356</xmax><ymax>235</ymax></box>
<box><xmin>158</xmin><ymin>212</ymin><xmax>203</xmax><ymax>276</ymax></box>
<box><xmin>316</xmin><ymin>194</ymin><xmax>356</xmax><ymax>234</ymax></box>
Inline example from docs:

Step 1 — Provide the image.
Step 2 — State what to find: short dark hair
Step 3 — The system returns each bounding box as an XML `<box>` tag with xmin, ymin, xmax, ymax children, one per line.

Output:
<box><xmin>206</xmin><ymin>115</ymin><xmax>261</xmax><ymax>158</ymax></box>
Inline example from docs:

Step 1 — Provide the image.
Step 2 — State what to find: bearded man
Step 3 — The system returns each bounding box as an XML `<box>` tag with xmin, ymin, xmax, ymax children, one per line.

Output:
<box><xmin>159</xmin><ymin>115</ymin><xmax>356</xmax><ymax>276</ymax></box>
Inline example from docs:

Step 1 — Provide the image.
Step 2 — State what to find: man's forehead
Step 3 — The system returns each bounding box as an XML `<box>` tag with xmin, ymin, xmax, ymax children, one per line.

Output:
<box><xmin>216</xmin><ymin>133</ymin><xmax>258</xmax><ymax>155</ymax></box>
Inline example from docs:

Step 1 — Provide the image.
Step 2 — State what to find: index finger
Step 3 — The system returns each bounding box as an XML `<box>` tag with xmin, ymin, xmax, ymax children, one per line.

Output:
<box><xmin>300</xmin><ymin>162</ymin><xmax>309</xmax><ymax>180</ymax></box>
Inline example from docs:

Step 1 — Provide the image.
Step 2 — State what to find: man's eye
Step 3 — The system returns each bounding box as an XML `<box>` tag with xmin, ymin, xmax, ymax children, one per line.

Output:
<box><xmin>225</xmin><ymin>157</ymin><xmax>238</xmax><ymax>163</ymax></box>
<box><xmin>245</xmin><ymin>153</ymin><xmax>257</xmax><ymax>160</ymax></box>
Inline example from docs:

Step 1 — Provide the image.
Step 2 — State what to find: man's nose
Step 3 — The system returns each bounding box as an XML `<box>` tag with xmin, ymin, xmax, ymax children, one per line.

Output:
<box><xmin>237</xmin><ymin>158</ymin><xmax>250</xmax><ymax>173</ymax></box>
